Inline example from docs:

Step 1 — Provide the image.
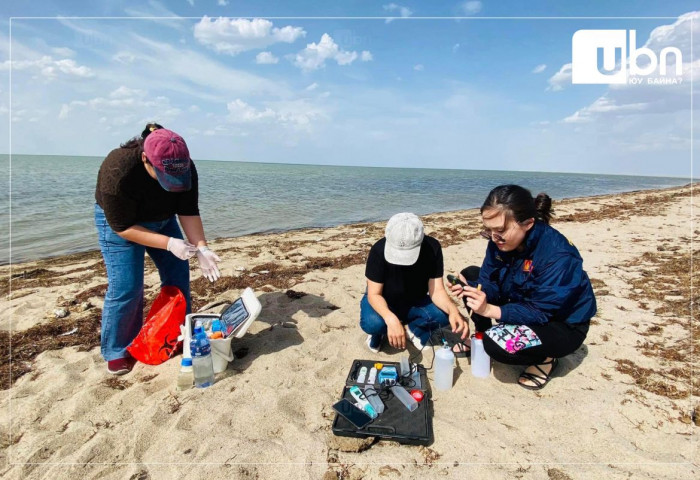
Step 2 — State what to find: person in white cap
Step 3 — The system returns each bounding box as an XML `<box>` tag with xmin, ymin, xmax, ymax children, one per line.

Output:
<box><xmin>360</xmin><ymin>212</ymin><xmax>468</xmax><ymax>352</ymax></box>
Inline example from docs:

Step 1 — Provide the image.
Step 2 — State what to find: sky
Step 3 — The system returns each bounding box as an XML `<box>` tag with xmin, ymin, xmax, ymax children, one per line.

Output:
<box><xmin>0</xmin><ymin>1</ymin><xmax>698</xmax><ymax>177</ymax></box>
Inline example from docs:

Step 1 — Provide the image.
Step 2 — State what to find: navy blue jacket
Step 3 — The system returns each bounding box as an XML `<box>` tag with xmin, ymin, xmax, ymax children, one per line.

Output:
<box><xmin>478</xmin><ymin>221</ymin><xmax>596</xmax><ymax>326</ymax></box>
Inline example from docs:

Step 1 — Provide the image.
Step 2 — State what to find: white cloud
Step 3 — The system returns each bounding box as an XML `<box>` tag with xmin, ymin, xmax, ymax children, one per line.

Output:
<box><xmin>460</xmin><ymin>1</ymin><xmax>482</xmax><ymax>15</ymax></box>
<box><xmin>194</xmin><ymin>17</ymin><xmax>306</xmax><ymax>55</ymax></box>
<box><xmin>58</xmin><ymin>89</ymin><xmax>181</xmax><ymax>126</ymax></box>
<box><xmin>414</xmin><ymin>64</ymin><xmax>424</xmax><ymax>71</ymax></box>
<box><xmin>292</xmin><ymin>34</ymin><xmax>361</xmax><ymax>71</ymax></box>
<box><xmin>256</xmin><ymin>51</ymin><xmax>279</xmax><ymax>64</ymax></box>
<box><xmin>129</xmin><ymin>33</ymin><xmax>290</xmax><ymax>100</ymax></box>
<box><xmin>226</xmin><ymin>98</ymin><xmax>326</xmax><ymax>130</ymax></box>
<box><xmin>547</xmin><ymin>63</ymin><xmax>571</xmax><ymax>91</ymax></box>
<box><xmin>227</xmin><ymin>99</ymin><xmax>277</xmax><ymax>123</ymax></box>
<box><xmin>453</xmin><ymin>43</ymin><xmax>460</xmax><ymax>53</ymax></box>
<box><xmin>113</xmin><ymin>51</ymin><xmax>137</xmax><ymax>64</ymax></box>
<box><xmin>563</xmin><ymin>97</ymin><xmax>649</xmax><ymax>123</ymax></box>
<box><xmin>217</xmin><ymin>0</ymin><xmax>229</xmax><ymax>5</ymax></box>
<box><xmin>186</xmin><ymin>0</ymin><xmax>195</xmax><ymax>6</ymax></box>
<box><xmin>109</xmin><ymin>86</ymin><xmax>146</xmax><ymax>98</ymax></box>
<box><xmin>305</xmin><ymin>82</ymin><xmax>319</xmax><ymax>91</ymax></box>
<box><xmin>51</xmin><ymin>47</ymin><xmax>75</xmax><ymax>57</ymax></box>
<box><xmin>361</xmin><ymin>51</ymin><xmax>373</xmax><ymax>62</ymax></box>
<box><xmin>124</xmin><ymin>0</ymin><xmax>185</xmax><ymax>29</ymax></box>
<box><xmin>532</xmin><ymin>64</ymin><xmax>546</xmax><ymax>74</ymax></box>
<box><xmin>0</xmin><ymin>55</ymin><xmax>94</xmax><ymax>78</ymax></box>
<box><xmin>383</xmin><ymin>3</ymin><xmax>413</xmax><ymax>23</ymax></box>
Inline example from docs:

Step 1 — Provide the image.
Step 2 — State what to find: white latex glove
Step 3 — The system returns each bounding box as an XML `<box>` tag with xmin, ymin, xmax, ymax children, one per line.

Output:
<box><xmin>197</xmin><ymin>246</ymin><xmax>221</xmax><ymax>282</ymax></box>
<box><xmin>167</xmin><ymin>237</ymin><xmax>198</xmax><ymax>260</ymax></box>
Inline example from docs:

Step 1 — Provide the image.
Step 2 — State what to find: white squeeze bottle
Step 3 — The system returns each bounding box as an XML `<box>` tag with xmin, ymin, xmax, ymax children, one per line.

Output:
<box><xmin>434</xmin><ymin>343</ymin><xmax>455</xmax><ymax>391</ymax></box>
<box><xmin>471</xmin><ymin>332</ymin><xmax>490</xmax><ymax>378</ymax></box>
<box><xmin>190</xmin><ymin>321</ymin><xmax>215</xmax><ymax>388</ymax></box>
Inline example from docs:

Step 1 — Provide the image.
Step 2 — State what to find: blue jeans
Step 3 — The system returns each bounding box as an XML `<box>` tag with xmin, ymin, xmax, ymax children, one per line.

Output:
<box><xmin>95</xmin><ymin>204</ymin><xmax>191</xmax><ymax>361</ymax></box>
<box><xmin>359</xmin><ymin>294</ymin><xmax>449</xmax><ymax>344</ymax></box>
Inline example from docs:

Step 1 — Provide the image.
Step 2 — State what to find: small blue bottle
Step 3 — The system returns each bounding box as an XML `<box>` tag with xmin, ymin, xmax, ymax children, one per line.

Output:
<box><xmin>190</xmin><ymin>321</ymin><xmax>215</xmax><ymax>388</ymax></box>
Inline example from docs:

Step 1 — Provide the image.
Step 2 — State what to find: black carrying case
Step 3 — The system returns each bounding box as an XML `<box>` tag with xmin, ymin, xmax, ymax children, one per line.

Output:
<box><xmin>331</xmin><ymin>359</ymin><xmax>433</xmax><ymax>446</ymax></box>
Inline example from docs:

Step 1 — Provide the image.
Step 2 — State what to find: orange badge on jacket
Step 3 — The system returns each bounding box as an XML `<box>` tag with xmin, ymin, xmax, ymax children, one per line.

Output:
<box><xmin>523</xmin><ymin>259</ymin><xmax>533</xmax><ymax>273</ymax></box>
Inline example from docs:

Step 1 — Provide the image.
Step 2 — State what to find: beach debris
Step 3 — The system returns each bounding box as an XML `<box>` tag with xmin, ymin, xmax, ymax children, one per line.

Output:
<box><xmin>102</xmin><ymin>377</ymin><xmax>131</xmax><ymax>390</ymax></box>
<box><xmin>693</xmin><ymin>405</ymin><xmax>700</xmax><ymax>426</ymax></box>
<box><xmin>419</xmin><ymin>445</ymin><xmax>441</xmax><ymax>464</ymax></box>
<box><xmin>547</xmin><ymin>468</ymin><xmax>574</xmax><ymax>480</ymax></box>
<box><xmin>164</xmin><ymin>394</ymin><xmax>182</xmax><ymax>414</ymax></box>
<box><xmin>321</xmin><ymin>470</ymin><xmax>339</xmax><ymax>480</ymax></box>
<box><xmin>78</xmin><ymin>302</ymin><xmax>92</xmax><ymax>312</ymax></box>
<box><xmin>248</xmin><ymin>273</ymin><xmax>258</xmax><ymax>277</ymax></box>
<box><xmin>129</xmin><ymin>470</ymin><xmax>150</xmax><ymax>480</ymax></box>
<box><xmin>53</xmin><ymin>308</ymin><xmax>69</xmax><ymax>319</ymax></box>
<box><xmin>58</xmin><ymin>327</ymin><xmax>78</xmax><ymax>337</ymax></box>
<box><xmin>378</xmin><ymin>465</ymin><xmax>401</xmax><ymax>476</ymax></box>
<box><xmin>259</xmin><ymin>270</ymin><xmax>270</xmax><ymax>274</ymax></box>
<box><xmin>235</xmin><ymin>266</ymin><xmax>246</xmax><ymax>271</ymax></box>
<box><xmin>286</xmin><ymin>289</ymin><xmax>307</xmax><ymax>299</ymax></box>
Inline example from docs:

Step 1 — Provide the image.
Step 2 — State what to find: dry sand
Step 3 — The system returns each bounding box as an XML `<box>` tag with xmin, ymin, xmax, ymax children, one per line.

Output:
<box><xmin>0</xmin><ymin>185</ymin><xmax>698</xmax><ymax>479</ymax></box>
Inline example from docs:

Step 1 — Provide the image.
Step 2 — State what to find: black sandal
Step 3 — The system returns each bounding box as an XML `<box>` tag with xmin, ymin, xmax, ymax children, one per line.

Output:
<box><xmin>518</xmin><ymin>358</ymin><xmax>558</xmax><ymax>390</ymax></box>
<box><xmin>452</xmin><ymin>341</ymin><xmax>471</xmax><ymax>358</ymax></box>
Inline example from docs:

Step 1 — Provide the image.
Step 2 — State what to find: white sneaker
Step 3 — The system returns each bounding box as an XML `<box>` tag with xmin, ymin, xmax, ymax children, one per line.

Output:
<box><xmin>405</xmin><ymin>326</ymin><xmax>424</xmax><ymax>350</ymax></box>
<box><xmin>366</xmin><ymin>334</ymin><xmax>381</xmax><ymax>354</ymax></box>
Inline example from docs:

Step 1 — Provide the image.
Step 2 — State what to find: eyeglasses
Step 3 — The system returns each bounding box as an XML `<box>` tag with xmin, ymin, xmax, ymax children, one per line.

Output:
<box><xmin>480</xmin><ymin>229</ymin><xmax>506</xmax><ymax>242</ymax></box>
<box><xmin>480</xmin><ymin>219</ymin><xmax>532</xmax><ymax>242</ymax></box>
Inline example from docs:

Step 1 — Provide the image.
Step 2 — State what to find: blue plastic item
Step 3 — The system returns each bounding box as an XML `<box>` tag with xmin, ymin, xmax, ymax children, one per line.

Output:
<box><xmin>190</xmin><ymin>322</ymin><xmax>215</xmax><ymax>388</ymax></box>
<box><xmin>378</xmin><ymin>366</ymin><xmax>398</xmax><ymax>386</ymax></box>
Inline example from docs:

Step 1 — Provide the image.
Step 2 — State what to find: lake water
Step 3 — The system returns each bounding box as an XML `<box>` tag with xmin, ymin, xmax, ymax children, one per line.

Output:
<box><xmin>0</xmin><ymin>154</ymin><xmax>690</xmax><ymax>264</ymax></box>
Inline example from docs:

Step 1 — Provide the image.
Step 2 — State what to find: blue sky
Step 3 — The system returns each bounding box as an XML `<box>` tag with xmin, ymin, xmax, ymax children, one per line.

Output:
<box><xmin>1</xmin><ymin>1</ymin><xmax>698</xmax><ymax>177</ymax></box>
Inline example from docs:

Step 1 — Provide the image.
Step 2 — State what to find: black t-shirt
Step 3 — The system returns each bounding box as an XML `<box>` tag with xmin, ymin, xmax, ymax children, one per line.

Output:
<box><xmin>365</xmin><ymin>236</ymin><xmax>444</xmax><ymax>311</ymax></box>
<box><xmin>95</xmin><ymin>146</ymin><xmax>200</xmax><ymax>232</ymax></box>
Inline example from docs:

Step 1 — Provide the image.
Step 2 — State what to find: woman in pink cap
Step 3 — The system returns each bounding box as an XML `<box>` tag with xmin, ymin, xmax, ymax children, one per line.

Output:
<box><xmin>94</xmin><ymin>123</ymin><xmax>221</xmax><ymax>375</ymax></box>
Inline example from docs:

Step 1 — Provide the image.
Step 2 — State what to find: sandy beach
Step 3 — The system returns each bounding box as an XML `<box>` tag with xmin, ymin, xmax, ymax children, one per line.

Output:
<box><xmin>0</xmin><ymin>184</ymin><xmax>697</xmax><ymax>479</ymax></box>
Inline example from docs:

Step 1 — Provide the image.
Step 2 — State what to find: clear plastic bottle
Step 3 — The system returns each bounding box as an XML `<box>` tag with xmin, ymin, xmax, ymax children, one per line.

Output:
<box><xmin>390</xmin><ymin>385</ymin><xmax>419</xmax><ymax>411</ymax></box>
<box><xmin>176</xmin><ymin>357</ymin><xmax>193</xmax><ymax>391</ymax></box>
<box><xmin>190</xmin><ymin>322</ymin><xmax>215</xmax><ymax>388</ymax></box>
<box><xmin>434</xmin><ymin>344</ymin><xmax>455</xmax><ymax>391</ymax></box>
<box><xmin>471</xmin><ymin>332</ymin><xmax>490</xmax><ymax>378</ymax></box>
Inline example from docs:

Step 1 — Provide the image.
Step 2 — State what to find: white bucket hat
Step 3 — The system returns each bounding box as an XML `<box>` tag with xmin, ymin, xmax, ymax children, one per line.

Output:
<box><xmin>384</xmin><ymin>212</ymin><xmax>424</xmax><ymax>266</ymax></box>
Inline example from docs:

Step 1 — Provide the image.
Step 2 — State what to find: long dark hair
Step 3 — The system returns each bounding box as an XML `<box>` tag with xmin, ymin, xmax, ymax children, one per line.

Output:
<box><xmin>481</xmin><ymin>184</ymin><xmax>554</xmax><ymax>225</ymax></box>
<box><xmin>120</xmin><ymin>122</ymin><xmax>164</xmax><ymax>150</ymax></box>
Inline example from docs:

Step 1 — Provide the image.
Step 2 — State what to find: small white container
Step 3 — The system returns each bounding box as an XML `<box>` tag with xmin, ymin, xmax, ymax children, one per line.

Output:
<box><xmin>210</xmin><ymin>337</ymin><xmax>235</xmax><ymax>373</ymax></box>
<box><xmin>434</xmin><ymin>344</ymin><xmax>455</xmax><ymax>391</ymax></box>
<box><xmin>471</xmin><ymin>332</ymin><xmax>491</xmax><ymax>378</ymax></box>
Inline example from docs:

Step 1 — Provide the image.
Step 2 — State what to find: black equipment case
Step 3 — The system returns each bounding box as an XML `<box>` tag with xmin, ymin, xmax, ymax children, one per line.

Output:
<box><xmin>331</xmin><ymin>359</ymin><xmax>433</xmax><ymax>446</ymax></box>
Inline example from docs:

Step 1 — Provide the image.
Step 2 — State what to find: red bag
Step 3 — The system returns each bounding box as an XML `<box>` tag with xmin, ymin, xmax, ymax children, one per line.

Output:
<box><xmin>127</xmin><ymin>286</ymin><xmax>186</xmax><ymax>365</ymax></box>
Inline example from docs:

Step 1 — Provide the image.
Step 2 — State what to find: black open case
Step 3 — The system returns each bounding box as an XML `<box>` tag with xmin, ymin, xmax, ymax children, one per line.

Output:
<box><xmin>331</xmin><ymin>359</ymin><xmax>433</xmax><ymax>446</ymax></box>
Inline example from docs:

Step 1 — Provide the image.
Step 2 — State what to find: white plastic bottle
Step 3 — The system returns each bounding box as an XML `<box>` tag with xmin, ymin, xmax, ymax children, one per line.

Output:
<box><xmin>434</xmin><ymin>344</ymin><xmax>455</xmax><ymax>391</ymax></box>
<box><xmin>190</xmin><ymin>322</ymin><xmax>215</xmax><ymax>388</ymax></box>
<box><xmin>176</xmin><ymin>357</ymin><xmax>193</xmax><ymax>391</ymax></box>
<box><xmin>471</xmin><ymin>332</ymin><xmax>491</xmax><ymax>378</ymax></box>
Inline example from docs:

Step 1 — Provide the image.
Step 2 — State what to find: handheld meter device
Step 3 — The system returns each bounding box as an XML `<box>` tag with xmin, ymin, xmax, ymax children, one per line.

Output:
<box><xmin>378</xmin><ymin>366</ymin><xmax>398</xmax><ymax>386</ymax></box>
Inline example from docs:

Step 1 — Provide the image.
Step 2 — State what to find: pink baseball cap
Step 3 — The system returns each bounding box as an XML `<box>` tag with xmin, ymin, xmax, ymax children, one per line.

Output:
<box><xmin>143</xmin><ymin>128</ymin><xmax>192</xmax><ymax>192</ymax></box>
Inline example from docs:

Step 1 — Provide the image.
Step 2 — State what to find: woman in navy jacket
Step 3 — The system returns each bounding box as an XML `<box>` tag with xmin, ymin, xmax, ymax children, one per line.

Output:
<box><xmin>450</xmin><ymin>185</ymin><xmax>596</xmax><ymax>390</ymax></box>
